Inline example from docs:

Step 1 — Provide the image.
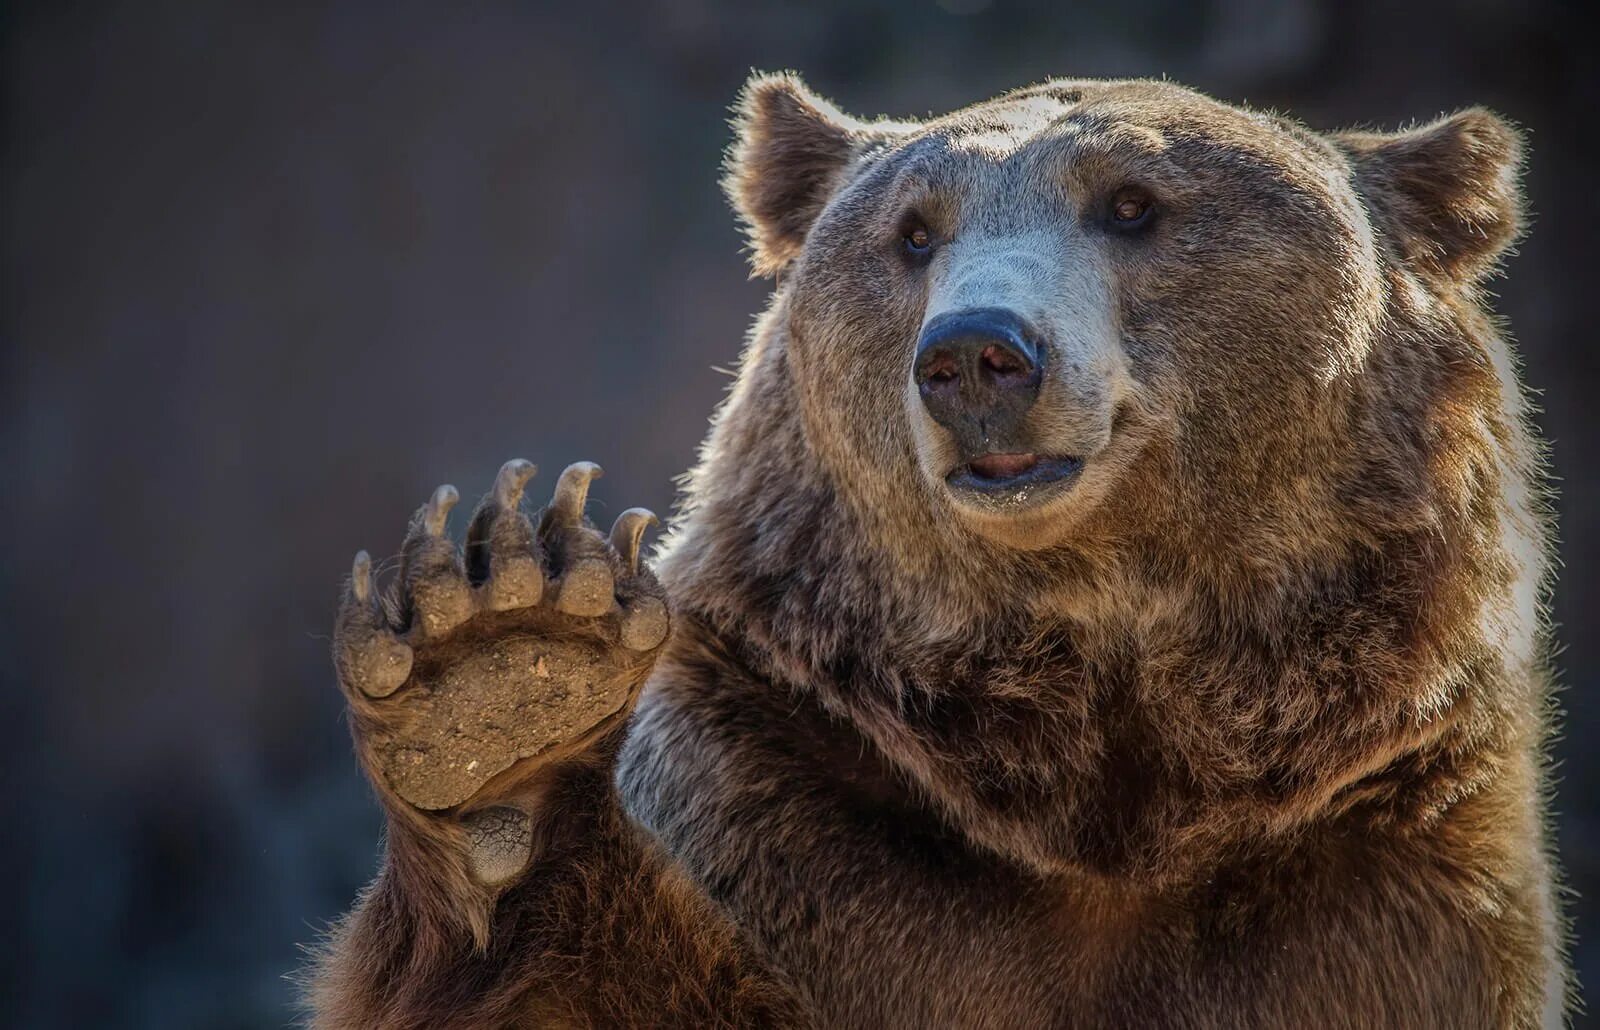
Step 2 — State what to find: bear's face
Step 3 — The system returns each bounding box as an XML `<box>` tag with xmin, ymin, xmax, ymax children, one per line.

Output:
<box><xmin>727</xmin><ymin>76</ymin><xmax>1521</xmax><ymax>556</ymax></box>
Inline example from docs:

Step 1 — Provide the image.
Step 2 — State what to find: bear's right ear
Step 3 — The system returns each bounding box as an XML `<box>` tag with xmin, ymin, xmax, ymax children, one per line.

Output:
<box><xmin>1335</xmin><ymin>109</ymin><xmax>1525</xmax><ymax>285</ymax></box>
<box><xmin>724</xmin><ymin>72</ymin><xmax>879</xmax><ymax>277</ymax></box>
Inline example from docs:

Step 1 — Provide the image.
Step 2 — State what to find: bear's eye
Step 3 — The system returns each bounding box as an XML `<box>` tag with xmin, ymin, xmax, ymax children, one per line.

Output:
<box><xmin>901</xmin><ymin>220</ymin><xmax>934</xmax><ymax>262</ymax></box>
<box><xmin>1108</xmin><ymin>189</ymin><xmax>1154</xmax><ymax>230</ymax></box>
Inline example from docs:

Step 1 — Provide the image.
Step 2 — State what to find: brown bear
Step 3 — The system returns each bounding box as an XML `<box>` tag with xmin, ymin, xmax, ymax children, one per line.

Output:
<box><xmin>307</xmin><ymin>73</ymin><xmax>1568</xmax><ymax>1028</ymax></box>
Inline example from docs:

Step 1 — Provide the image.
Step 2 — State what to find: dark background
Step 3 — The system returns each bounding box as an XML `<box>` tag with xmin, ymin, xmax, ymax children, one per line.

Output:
<box><xmin>3</xmin><ymin>1</ymin><xmax>1594</xmax><ymax>1026</ymax></box>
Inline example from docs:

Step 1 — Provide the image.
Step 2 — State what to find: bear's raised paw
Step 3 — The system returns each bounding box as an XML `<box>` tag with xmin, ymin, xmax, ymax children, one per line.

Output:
<box><xmin>333</xmin><ymin>460</ymin><xmax>669</xmax><ymax>812</ymax></box>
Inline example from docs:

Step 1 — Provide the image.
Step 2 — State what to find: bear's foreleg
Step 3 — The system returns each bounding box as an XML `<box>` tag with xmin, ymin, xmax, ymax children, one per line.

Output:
<box><xmin>306</xmin><ymin>460</ymin><xmax>810</xmax><ymax>1027</ymax></box>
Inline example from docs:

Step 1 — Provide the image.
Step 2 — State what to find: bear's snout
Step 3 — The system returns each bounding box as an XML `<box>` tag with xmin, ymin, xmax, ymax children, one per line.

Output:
<box><xmin>914</xmin><ymin>307</ymin><xmax>1043</xmax><ymax>452</ymax></box>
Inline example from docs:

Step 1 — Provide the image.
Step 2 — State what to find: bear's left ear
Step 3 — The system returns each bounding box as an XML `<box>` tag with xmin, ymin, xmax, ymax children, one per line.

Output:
<box><xmin>1335</xmin><ymin>109</ymin><xmax>1525</xmax><ymax>284</ymax></box>
<box><xmin>724</xmin><ymin>72</ymin><xmax>891</xmax><ymax>277</ymax></box>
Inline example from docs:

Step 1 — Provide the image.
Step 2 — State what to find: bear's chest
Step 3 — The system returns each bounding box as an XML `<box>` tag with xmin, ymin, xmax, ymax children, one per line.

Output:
<box><xmin>619</xmin><ymin>672</ymin><xmax>1111</xmax><ymax>1026</ymax></box>
<box><xmin>618</xmin><ymin>662</ymin><xmax>1510</xmax><ymax>1030</ymax></box>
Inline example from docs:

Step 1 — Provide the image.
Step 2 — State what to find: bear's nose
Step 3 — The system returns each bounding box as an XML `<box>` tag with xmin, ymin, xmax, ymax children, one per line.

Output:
<box><xmin>914</xmin><ymin>307</ymin><xmax>1044</xmax><ymax>444</ymax></box>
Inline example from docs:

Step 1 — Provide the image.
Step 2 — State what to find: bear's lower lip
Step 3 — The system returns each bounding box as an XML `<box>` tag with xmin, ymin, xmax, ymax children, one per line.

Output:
<box><xmin>946</xmin><ymin>454</ymin><xmax>1084</xmax><ymax>500</ymax></box>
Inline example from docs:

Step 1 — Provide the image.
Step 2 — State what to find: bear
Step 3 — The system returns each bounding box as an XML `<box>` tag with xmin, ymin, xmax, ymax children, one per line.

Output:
<box><xmin>307</xmin><ymin>73</ymin><xmax>1568</xmax><ymax>1028</ymax></box>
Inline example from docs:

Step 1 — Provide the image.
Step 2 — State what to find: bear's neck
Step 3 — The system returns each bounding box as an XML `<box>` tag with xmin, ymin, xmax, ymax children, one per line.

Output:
<box><xmin>658</xmin><ymin>303</ymin><xmax>1543</xmax><ymax>882</ymax></box>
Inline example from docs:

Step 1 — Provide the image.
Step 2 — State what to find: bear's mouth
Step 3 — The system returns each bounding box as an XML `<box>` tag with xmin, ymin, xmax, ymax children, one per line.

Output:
<box><xmin>946</xmin><ymin>453</ymin><xmax>1083</xmax><ymax>502</ymax></box>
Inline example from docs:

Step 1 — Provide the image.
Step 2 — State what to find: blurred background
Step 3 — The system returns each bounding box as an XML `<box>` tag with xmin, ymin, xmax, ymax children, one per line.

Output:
<box><xmin>3</xmin><ymin>1</ymin><xmax>1594</xmax><ymax>1025</ymax></box>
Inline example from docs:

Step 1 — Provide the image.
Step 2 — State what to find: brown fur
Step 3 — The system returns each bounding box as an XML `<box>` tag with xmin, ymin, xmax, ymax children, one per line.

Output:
<box><xmin>309</xmin><ymin>75</ymin><xmax>1568</xmax><ymax>1027</ymax></box>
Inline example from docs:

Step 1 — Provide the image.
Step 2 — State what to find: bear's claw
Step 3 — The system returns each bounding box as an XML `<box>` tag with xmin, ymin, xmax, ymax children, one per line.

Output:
<box><xmin>424</xmin><ymin>483</ymin><xmax>458</xmax><ymax>535</ymax></box>
<box><xmin>542</xmin><ymin>461</ymin><xmax>603</xmax><ymax>532</ymax></box>
<box><xmin>471</xmin><ymin>459</ymin><xmax>545</xmax><ymax>612</ymax></box>
<box><xmin>400</xmin><ymin>484</ymin><xmax>475</xmax><ymax>641</ymax></box>
<box><xmin>492</xmin><ymin>457</ymin><xmax>537</xmax><ymax>509</ymax></box>
<box><xmin>337</xmin><ymin>550</ymin><xmax>415</xmax><ymax>698</ymax></box>
<box><xmin>351</xmin><ymin>549</ymin><xmax>375</xmax><ymax>604</ymax></box>
<box><xmin>609</xmin><ymin>507</ymin><xmax>658</xmax><ymax>574</ymax></box>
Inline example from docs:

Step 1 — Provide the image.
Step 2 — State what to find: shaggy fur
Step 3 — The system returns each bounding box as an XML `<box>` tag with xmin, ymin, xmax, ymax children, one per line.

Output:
<box><xmin>309</xmin><ymin>75</ymin><xmax>1567</xmax><ymax>1028</ymax></box>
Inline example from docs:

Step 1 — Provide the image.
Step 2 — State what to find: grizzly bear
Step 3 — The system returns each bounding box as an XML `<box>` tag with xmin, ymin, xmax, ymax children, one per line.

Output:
<box><xmin>307</xmin><ymin>73</ymin><xmax>1568</xmax><ymax>1028</ymax></box>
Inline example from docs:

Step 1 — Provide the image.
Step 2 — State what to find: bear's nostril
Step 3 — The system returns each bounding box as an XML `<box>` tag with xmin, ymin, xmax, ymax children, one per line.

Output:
<box><xmin>980</xmin><ymin>345</ymin><xmax>1026</xmax><ymax>378</ymax></box>
<box><xmin>922</xmin><ymin>354</ymin><xmax>959</xmax><ymax>386</ymax></box>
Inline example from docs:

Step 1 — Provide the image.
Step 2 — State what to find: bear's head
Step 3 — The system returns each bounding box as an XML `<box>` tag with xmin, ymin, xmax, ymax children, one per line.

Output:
<box><xmin>721</xmin><ymin>74</ymin><xmax>1525</xmax><ymax>573</ymax></box>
